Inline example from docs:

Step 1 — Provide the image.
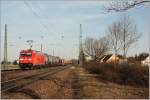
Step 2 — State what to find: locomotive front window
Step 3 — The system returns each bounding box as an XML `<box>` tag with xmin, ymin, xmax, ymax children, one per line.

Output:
<box><xmin>20</xmin><ymin>52</ymin><xmax>32</xmax><ymax>56</ymax></box>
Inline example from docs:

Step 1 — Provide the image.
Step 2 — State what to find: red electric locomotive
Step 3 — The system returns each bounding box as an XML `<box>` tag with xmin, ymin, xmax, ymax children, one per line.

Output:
<box><xmin>19</xmin><ymin>49</ymin><xmax>46</xmax><ymax>68</ymax></box>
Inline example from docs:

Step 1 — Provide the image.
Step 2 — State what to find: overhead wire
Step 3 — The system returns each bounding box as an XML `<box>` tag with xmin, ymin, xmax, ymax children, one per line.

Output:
<box><xmin>31</xmin><ymin>2</ymin><xmax>67</xmax><ymax>40</ymax></box>
<box><xmin>23</xmin><ymin>0</ymin><xmax>51</xmax><ymax>35</ymax></box>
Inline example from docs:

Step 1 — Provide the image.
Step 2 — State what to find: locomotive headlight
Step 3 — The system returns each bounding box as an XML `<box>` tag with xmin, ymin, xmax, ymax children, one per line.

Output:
<box><xmin>20</xmin><ymin>58</ymin><xmax>24</xmax><ymax>61</ymax></box>
<box><xmin>28</xmin><ymin>58</ymin><xmax>32</xmax><ymax>61</ymax></box>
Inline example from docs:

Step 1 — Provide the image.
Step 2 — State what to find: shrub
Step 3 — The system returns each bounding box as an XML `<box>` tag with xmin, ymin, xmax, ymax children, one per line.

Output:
<box><xmin>83</xmin><ymin>61</ymin><xmax>149</xmax><ymax>87</ymax></box>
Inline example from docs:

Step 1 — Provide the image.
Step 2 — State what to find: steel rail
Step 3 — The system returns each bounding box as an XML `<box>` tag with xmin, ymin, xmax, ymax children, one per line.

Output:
<box><xmin>1</xmin><ymin>66</ymin><xmax>62</xmax><ymax>83</ymax></box>
<box><xmin>1</xmin><ymin>67</ymin><xmax>54</xmax><ymax>84</ymax></box>
<box><xmin>1</xmin><ymin>66</ymin><xmax>69</xmax><ymax>92</ymax></box>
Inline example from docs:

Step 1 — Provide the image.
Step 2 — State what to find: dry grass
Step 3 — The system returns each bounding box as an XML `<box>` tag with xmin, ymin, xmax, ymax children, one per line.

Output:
<box><xmin>1</xmin><ymin>64</ymin><xmax>20</xmax><ymax>70</ymax></box>
<box><xmin>76</xmin><ymin>66</ymin><xmax>149</xmax><ymax>99</ymax></box>
<box><xmin>84</xmin><ymin>61</ymin><xmax>149</xmax><ymax>87</ymax></box>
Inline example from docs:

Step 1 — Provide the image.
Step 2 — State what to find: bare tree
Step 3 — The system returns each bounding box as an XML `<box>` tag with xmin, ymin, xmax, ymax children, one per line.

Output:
<box><xmin>108</xmin><ymin>15</ymin><xmax>141</xmax><ymax>57</ymax></box>
<box><xmin>84</xmin><ymin>37</ymin><xmax>109</xmax><ymax>61</ymax></box>
<box><xmin>84</xmin><ymin>37</ymin><xmax>95</xmax><ymax>58</ymax></box>
<box><xmin>108</xmin><ymin>21</ymin><xmax>122</xmax><ymax>56</ymax></box>
<box><xmin>104</xmin><ymin>0</ymin><xmax>150</xmax><ymax>12</ymax></box>
<box><xmin>119</xmin><ymin>15</ymin><xmax>141</xmax><ymax>57</ymax></box>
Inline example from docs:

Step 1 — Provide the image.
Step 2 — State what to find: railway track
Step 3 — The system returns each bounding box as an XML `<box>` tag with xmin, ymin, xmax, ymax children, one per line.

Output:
<box><xmin>1</xmin><ymin>68</ymin><xmax>21</xmax><ymax>72</ymax></box>
<box><xmin>1</xmin><ymin>66</ymin><xmax>69</xmax><ymax>92</ymax></box>
<box><xmin>1</xmin><ymin>66</ymin><xmax>63</xmax><ymax>82</ymax></box>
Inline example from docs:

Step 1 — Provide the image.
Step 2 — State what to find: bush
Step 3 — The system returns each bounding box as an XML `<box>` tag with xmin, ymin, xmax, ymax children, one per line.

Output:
<box><xmin>83</xmin><ymin>61</ymin><xmax>149</xmax><ymax>87</ymax></box>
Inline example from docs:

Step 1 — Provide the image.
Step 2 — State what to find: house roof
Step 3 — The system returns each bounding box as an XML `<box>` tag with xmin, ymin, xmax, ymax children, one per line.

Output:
<box><xmin>140</xmin><ymin>54</ymin><xmax>149</xmax><ymax>61</ymax></box>
<box><xmin>102</xmin><ymin>54</ymin><xmax>113</xmax><ymax>62</ymax></box>
<box><xmin>100</xmin><ymin>54</ymin><xmax>126</xmax><ymax>62</ymax></box>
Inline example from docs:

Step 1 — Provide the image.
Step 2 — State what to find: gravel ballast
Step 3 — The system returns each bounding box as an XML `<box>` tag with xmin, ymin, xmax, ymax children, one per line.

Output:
<box><xmin>1</xmin><ymin>66</ymin><xmax>75</xmax><ymax>99</ymax></box>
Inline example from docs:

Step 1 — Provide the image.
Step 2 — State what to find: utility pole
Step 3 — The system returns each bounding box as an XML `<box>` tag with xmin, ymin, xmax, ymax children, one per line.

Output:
<box><xmin>60</xmin><ymin>32</ymin><xmax>64</xmax><ymax>61</ymax></box>
<box><xmin>79</xmin><ymin>24</ymin><xmax>84</xmax><ymax>67</ymax></box>
<box><xmin>123</xmin><ymin>27</ymin><xmax>126</xmax><ymax>57</ymax></box>
<box><xmin>41</xmin><ymin>44</ymin><xmax>42</xmax><ymax>52</ymax></box>
<box><xmin>79</xmin><ymin>24</ymin><xmax>82</xmax><ymax>53</ymax></box>
<box><xmin>40</xmin><ymin>36</ymin><xmax>44</xmax><ymax>52</ymax></box>
<box><xmin>53</xmin><ymin>49</ymin><xmax>54</xmax><ymax>56</ymax></box>
<box><xmin>4</xmin><ymin>24</ymin><xmax>8</xmax><ymax>70</ymax></box>
<box><xmin>61</xmin><ymin>33</ymin><xmax>64</xmax><ymax>39</ymax></box>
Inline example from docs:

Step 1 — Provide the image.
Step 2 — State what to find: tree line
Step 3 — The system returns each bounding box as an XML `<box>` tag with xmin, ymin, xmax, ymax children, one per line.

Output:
<box><xmin>83</xmin><ymin>15</ymin><xmax>141</xmax><ymax>61</ymax></box>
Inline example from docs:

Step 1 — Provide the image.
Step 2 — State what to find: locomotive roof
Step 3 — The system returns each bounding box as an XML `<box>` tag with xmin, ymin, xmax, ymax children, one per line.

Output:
<box><xmin>20</xmin><ymin>49</ymin><xmax>33</xmax><ymax>52</ymax></box>
<box><xmin>20</xmin><ymin>49</ymin><xmax>43</xmax><ymax>53</ymax></box>
<box><xmin>20</xmin><ymin>49</ymin><xmax>61</xmax><ymax>58</ymax></box>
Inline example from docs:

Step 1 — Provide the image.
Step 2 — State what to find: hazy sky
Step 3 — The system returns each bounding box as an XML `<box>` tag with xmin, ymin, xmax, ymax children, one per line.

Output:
<box><xmin>0</xmin><ymin>1</ymin><xmax>149</xmax><ymax>61</ymax></box>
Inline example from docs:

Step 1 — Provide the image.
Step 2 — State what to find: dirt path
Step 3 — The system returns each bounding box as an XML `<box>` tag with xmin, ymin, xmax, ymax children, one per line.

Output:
<box><xmin>76</xmin><ymin>67</ymin><xmax>149</xmax><ymax>99</ymax></box>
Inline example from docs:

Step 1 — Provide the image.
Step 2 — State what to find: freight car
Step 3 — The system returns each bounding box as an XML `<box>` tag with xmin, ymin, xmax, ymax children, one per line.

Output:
<box><xmin>45</xmin><ymin>54</ymin><xmax>60</xmax><ymax>65</ymax></box>
<box><xmin>19</xmin><ymin>49</ymin><xmax>63</xmax><ymax>69</ymax></box>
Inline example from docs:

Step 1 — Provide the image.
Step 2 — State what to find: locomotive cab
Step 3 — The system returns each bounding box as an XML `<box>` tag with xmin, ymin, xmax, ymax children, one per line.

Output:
<box><xmin>19</xmin><ymin>50</ymin><xmax>33</xmax><ymax>68</ymax></box>
<box><xmin>19</xmin><ymin>49</ymin><xmax>46</xmax><ymax>69</ymax></box>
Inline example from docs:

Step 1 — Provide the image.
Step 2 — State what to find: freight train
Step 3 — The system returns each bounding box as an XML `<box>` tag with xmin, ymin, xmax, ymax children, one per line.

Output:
<box><xmin>19</xmin><ymin>49</ymin><xmax>64</xmax><ymax>69</ymax></box>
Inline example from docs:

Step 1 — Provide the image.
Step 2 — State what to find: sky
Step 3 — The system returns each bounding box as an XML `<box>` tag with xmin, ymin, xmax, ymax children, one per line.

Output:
<box><xmin>0</xmin><ymin>0</ymin><xmax>149</xmax><ymax>61</ymax></box>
